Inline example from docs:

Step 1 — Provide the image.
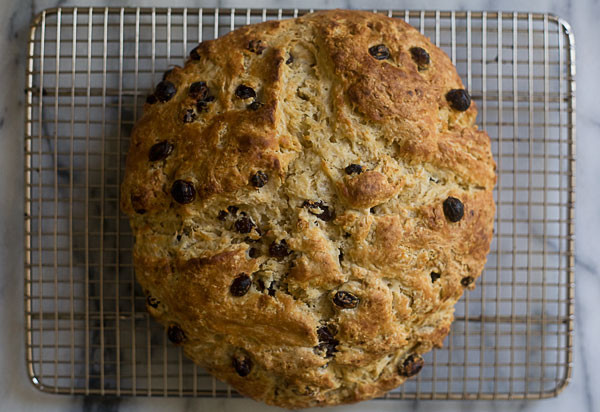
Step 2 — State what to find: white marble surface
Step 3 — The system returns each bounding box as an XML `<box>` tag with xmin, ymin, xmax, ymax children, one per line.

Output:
<box><xmin>0</xmin><ymin>0</ymin><xmax>597</xmax><ymax>411</ymax></box>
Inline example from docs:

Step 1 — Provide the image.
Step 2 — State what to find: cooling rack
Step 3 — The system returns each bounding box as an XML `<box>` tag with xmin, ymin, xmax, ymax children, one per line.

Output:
<box><xmin>24</xmin><ymin>7</ymin><xmax>575</xmax><ymax>400</ymax></box>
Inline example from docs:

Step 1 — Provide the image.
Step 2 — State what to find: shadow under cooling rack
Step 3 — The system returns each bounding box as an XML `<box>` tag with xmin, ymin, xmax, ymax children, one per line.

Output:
<box><xmin>24</xmin><ymin>7</ymin><xmax>575</xmax><ymax>400</ymax></box>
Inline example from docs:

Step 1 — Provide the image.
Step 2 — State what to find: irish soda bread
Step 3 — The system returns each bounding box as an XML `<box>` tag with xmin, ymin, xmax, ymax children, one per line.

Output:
<box><xmin>121</xmin><ymin>9</ymin><xmax>496</xmax><ymax>408</ymax></box>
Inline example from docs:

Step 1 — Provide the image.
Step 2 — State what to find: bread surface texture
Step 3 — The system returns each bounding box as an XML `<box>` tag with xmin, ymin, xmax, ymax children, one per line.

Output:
<box><xmin>121</xmin><ymin>9</ymin><xmax>496</xmax><ymax>408</ymax></box>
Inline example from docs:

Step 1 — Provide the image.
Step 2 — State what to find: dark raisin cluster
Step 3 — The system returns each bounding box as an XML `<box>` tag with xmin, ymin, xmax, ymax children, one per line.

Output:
<box><xmin>269</xmin><ymin>239</ymin><xmax>291</xmax><ymax>258</ymax></box>
<box><xmin>344</xmin><ymin>164</ymin><xmax>363</xmax><ymax>175</ymax></box>
<box><xmin>250</xmin><ymin>171</ymin><xmax>268</xmax><ymax>188</ymax></box>
<box><xmin>173</xmin><ymin>81</ymin><xmax>216</xmax><ymax>123</ymax></box>
<box><xmin>167</xmin><ymin>325</ymin><xmax>186</xmax><ymax>344</ymax></box>
<box><xmin>154</xmin><ymin>81</ymin><xmax>177</xmax><ymax>102</ymax></box>
<box><xmin>301</xmin><ymin>200</ymin><xmax>335</xmax><ymax>222</ymax></box>
<box><xmin>217</xmin><ymin>206</ymin><xmax>243</xmax><ymax>223</ymax></box>
<box><xmin>369</xmin><ymin>44</ymin><xmax>390</xmax><ymax>60</ymax></box>
<box><xmin>235</xmin><ymin>84</ymin><xmax>256</xmax><ymax>99</ymax></box>
<box><xmin>230</xmin><ymin>273</ymin><xmax>252</xmax><ymax>296</ymax></box>
<box><xmin>247</xmin><ymin>39</ymin><xmax>266</xmax><ymax>55</ymax></box>
<box><xmin>232</xmin><ymin>353</ymin><xmax>253</xmax><ymax>377</ymax></box>
<box><xmin>146</xmin><ymin>80</ymin><xmax>177</xmax><ymax>105</ymax></box>
<box><xmin>266</xmin><ymin>280</ymin><xmax>279</xmax><ymax>297</ymax></box>
<box><xmin>182</xmin><ymin>109</ymin><xmax>196</xmax><ymax>123</ymax></box>
<box><xmin>189</xmin><ymin>81</ymin><xmax>216</xmax><ymax>115</ymax></box>
<box><xmin>247</xmin><ymin>101</ymin><xmax>263</xmax><ymax>111</ymax></box>
<box><xmin>410</xmin><ymin>47</ymin><xmax>430</xmax><ymax>70</ymax></box>
<box><xmin>235</xmin><ymin>215</ymin><xmax>255</xmax><ymax>234</ymax></box>
<box><xmin>332</xmin><ymin>291</ymin><xmax>359</xmax><ymax>309</ymax></box>
<box><xmin>461</xmin><ymin>276</ymin><xmax>474</xmax><ymax>287</ymax></box>
<box><xmin>315</xmin><ymin>325</ymin><xmax>339</xmax><ymax>358</ymax></box>
<box><xmin>443</xmin><ymin>197</ymin><xmax>464</xmax><ymax>222</ymax></box>
<box><xmin>398</xmin><ymin>355</ymin><xmax>424</xmax><ymax>377</ymax></box>
<box><xmin>189</xmin><ymin>81</ymin><xmax>209</xmax><ymax>100</ymax></box>
<box><xmin>146</xmin><ymin>295</ymin><xmax>160</xmax><ymax>308</ymax></box>
<box><xmin>148</xmin><ymin>141</ymin><xmax>174</xmax><ymax>162</ymax></box>
<box><xmin>171</xmin><ymin>180</ymin><xmax>196</xmax><ymax>204</ymax></box>
<box><xmin>189</xmin><ymin>45</ymin><xmax>201</xmax><ymax>60</ymax></box>
<box><xmin>445</xmin><ymin>89</ymin><xmax>471</xmax><ymax>111</ymax></box>
<box><xmin>235</xmin><ymin>85</ymin><xmax>263</xmax><ymax>110</ymax></box>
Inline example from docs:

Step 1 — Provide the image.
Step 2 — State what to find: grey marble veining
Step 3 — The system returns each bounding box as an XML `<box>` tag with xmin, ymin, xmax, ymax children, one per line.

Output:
<box><xmin>1</xmin><ymin>0</ymin><xmax>598</xmax><ymax>411</ymax></box>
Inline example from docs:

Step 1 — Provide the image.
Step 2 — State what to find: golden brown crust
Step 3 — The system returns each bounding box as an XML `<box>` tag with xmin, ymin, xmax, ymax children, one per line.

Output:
<box><xmin>121</xmin><ymin>9</ymin><xmax>496</xmax><ymax>408</ymax></box>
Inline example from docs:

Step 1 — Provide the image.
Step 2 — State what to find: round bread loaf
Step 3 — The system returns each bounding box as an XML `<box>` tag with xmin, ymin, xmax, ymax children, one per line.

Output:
<box><xmin>121</xmin><ymin>9</ymin><xmax>496</xmax><ymax>408</ymax></box>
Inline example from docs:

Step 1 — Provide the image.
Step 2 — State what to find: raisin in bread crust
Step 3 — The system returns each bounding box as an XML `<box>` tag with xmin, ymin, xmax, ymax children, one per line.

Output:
<box><xmin>121</xmin><ymin>9</ymin><xmax>496</xmax><ymax>408</ymax></box>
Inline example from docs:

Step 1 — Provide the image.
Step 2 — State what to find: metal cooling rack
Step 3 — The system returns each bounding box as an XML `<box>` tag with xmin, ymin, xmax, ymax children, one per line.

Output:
<box><xmin>24</xmin><ymin>7</ymin><xmax>576</xmax><ymax>400</ymax></box>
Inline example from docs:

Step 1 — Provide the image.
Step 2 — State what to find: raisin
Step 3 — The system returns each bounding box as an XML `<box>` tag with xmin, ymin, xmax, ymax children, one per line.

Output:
<box><xmin>190</xmin><ymin>45</ymin><xmax>201</xmax><ymax>60</ymax></box>
<box><xmin>171</xmin><ymin>180</ymin><xmax>196</xmax><ymax>204</ymax></box>
<box><xmin>269</xmin><ymin>239</ymin><xmax>290</xmax><ymax>258</ymax></box>
<box><xmin>250</xmin><ymin>171</ymin><xmax>268</xmax><ymax>188</ymax></box>
<box><xmin>217</xmin><ymin>210</ymin><xmax>228</xmax><ymax>221</ymax></box>
<box><xmin>189</xmin><ymin>81</ymin><xmax>209</xmax><ymax>100</ymax></box>
<box><xmin>247</xmin><ymin>39</ymin><xmax>266</xmax><ymax>55</ymax></box>
<box><xmin>318</xmin><ymin>207</ymin><xmax>335</xmax><ymax>221</ymax></box>
<box><xmin>410</xmin><ymin>47</ymin><xmax>430</xmax><ymax>70</ymax></box>
<box><xmin>196</xmin><ymin>100</ymin><xmax>209</xmax><ymax>113</ymax></box>
<box><xmin>230</xmin><ymin>274</ymin><xmax>252</xmax><ymax>296</ymax></box>
<box><xmin>398</xmin><ymin>355</ymin><xmax>424</xmax><ymax>377</ymax></box>
<box><xmin>333</xmin><ymin>291</ymin><xmax>359</xmax><ymax>309</ymax></box>
<box><xmin>232</xmin><ymin>354</ymin><xmax>253</xmax><ymax>377</ymax></box>
<box><xmin>148</xmin><ymin>141</ymin><xmax>174</xmax><ymax>162</ymax></box>
<box><xmin>267</xmin><ymin>280</ymin><xmax>279</xmax><ymax>297</ymax></box>
<box><xmin>368</xmin><ymin>44</ymin><xmax>390</xmax><ymax>60</ymax></box>
<box><xmin>183</xmin><ymin>109</ymin><xmax>196</xmax><ymax>123</ymax></box>
<box><xmin>344</xmin><ymin>164</ymin><xmax>363</xmax><ymax>175</ymax></box>
<box><xmin>193</xmin><ymin>91</ymin><xmax>214</xmax><ymax>111</ymax></box>
<box><xmin>227</xmin><ymin>206</ymin><xmax>239</xmax><ymax>214</ymax></box>
<box><xmin>430</xmin><ymin>272</ymin><xmax>441</xmax><ymax>283</ymax></box>
<box><xmin>286</xmin><ymin>54</ymin><xmax>294</xmax><ymax>65</ymax></box>
<box><xmin>234</xmin><ymin>216</ymin><xmax>255</xmax><ymax>234</ymax></box>
<box><xmin>338</xmin><ymin>250</ymin><xmax>344</xmax><ymax>263</ymax></box>
<box><xmin>131</xmin><ymin>194</ymin><xmax>146</xmax><ymax>214</ymax></box>
<box><xmin>235</xmin><ymin>85</ymin><xmax>256</xmax><ymax>99</ymax></box>
<box><xmin>316</xmin><ymin>326</ymin><xmax>339</xmax><ymax>358</ymax></box>
<box><xmin>317</xmin><ymin>326</ymin><xmax>334</xmax><ymax>342</ymax></box>
<box><xmin>302</xmin><ymin>200</ymin><xmax>335</xmax><ymax>222</ymax></box>
<box><xmin>446</xmin><ymin>89</ymin><xmax>471</xmax><ymax>111</ymax></box>
<box><xmin>146</xmin><ymin>94</ymin><xmax>157</xmax><ymax>104</ymax></box>
<box><xmin>147</xmin><ymin>296</ymin><xmax>160</xmax><ymax>308</ymax></box>
<box><xmin>248</xmin><ymin>247</ymin><xmax>260</xmax><ymax>258</ymax></box>
<box><xmin>167</xmin><ymin>325</ymin><xmax>186</xmax><ymax>345</ymax></box>
<box><xmin>154</xmin><ymin>81</ymin><xmax>177</xmax><ymax>102</ymax></box>
<box><xmin>247</xmin><ymin>101</ymin><xmax>263</xmax><ymax>111</ymax></box>
<box><xmin>461</xmin><ymin>276</ymin><xmax>474</xmax><ymax>287</ymax></box>
<box><xmin>443</xmin><ymin>196</ymin><xmax>464</xmax><ymax>222</ymax></box>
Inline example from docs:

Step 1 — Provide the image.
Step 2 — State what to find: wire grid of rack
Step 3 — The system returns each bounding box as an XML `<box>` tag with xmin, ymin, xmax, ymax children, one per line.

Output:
<box><xmin>24</xmin><ymin>7</ymin><xmax>575</xmax><ymax>400</ymax></box>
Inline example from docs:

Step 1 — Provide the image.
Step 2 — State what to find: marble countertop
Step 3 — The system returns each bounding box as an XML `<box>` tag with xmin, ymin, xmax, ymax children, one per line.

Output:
<box><xmin>1</xmin><ymin>0</ymin><xmax>597</xmax><ymax>411</ymax></box>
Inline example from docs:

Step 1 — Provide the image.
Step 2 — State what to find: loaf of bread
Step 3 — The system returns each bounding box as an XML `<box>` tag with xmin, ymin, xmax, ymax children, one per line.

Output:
<box><xmin>121</xmin><ymin>9</ymin><xmax>496</xmax><ymax>408</ymax></box>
